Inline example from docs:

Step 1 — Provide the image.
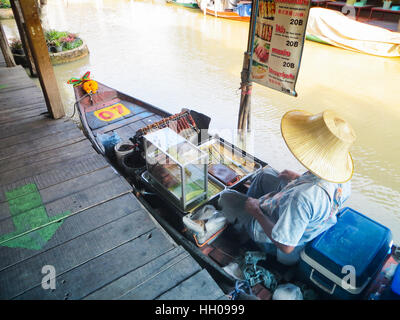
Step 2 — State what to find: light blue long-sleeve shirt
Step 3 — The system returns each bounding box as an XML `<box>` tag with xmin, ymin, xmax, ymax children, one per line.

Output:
<box><xmin>250</xmin><ymin>172</ymin><xmax>351</xmax><ymax>247</ymax></box>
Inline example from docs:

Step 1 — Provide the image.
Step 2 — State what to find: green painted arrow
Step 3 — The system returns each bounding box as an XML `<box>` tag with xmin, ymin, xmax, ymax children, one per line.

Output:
<box><xmin>0</xmin><ymin>183</ymin><xmax>71</xmax><ymax>250</ymax></box>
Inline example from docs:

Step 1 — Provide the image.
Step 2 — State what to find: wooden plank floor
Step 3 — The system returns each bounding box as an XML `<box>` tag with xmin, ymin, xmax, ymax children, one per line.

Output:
<box><xmin>0</xmin><ymin>50</ymin><xmax>5</xmax><ymax>68</ymax></box>
<box><xmin>0</xmin><ymin>62</ymin><xmax>226</xmax><ymax>300</ymax></box>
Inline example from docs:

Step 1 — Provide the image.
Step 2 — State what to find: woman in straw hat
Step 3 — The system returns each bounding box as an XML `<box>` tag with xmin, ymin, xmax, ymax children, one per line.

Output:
<box><xmin>218</xmin><ymin>109</ymin><xmax>356</xmax><ymax>265</ymax></box>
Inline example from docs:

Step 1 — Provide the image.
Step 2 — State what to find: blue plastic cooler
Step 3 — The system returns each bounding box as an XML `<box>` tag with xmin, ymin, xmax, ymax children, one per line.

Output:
<box><xmin>298</xmin><ymin>207</ymin><xmax>392</xmax><ymax>299</ymax></box>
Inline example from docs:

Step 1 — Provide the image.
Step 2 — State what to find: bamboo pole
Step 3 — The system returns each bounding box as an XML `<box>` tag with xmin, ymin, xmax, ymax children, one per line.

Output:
<box><xmin>237</xmin><ymin>0</ymin><xmax>257</xmax><ymax>132</ymax></box>
<box><xmin>238</xmin><ymin>52</ymin><xmax>252</xmax><ymax>130</ymax></box>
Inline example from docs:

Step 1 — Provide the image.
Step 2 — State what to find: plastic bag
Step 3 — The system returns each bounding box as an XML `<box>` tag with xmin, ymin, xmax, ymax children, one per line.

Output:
<box><xmin>223</xmin><ymin>262</ymin><xmax>245</xmax><ymax>280</ymax></box>
<box><xmin>97</xmin><ymin>132</ymin><xmax>121</xmax><ymax>158</ymax></box>
<box><xmin>272</xmin><ymin>283</ymin><xmax>303</xmax><ymax>300</ymax></box>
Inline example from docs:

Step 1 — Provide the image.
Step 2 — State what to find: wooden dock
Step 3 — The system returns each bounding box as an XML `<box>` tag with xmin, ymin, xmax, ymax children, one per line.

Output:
<box><xmin>0</xmin><ymin>62</ymin><xmax>226</xmax><ymax>300</ymax></box>
<box><xmin>0</xmin><ymin>49</ymin><xmax>6</xmax><ymax>68</ymax></box>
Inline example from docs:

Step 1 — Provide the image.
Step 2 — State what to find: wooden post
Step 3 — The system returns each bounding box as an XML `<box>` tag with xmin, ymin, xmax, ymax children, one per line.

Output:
<box><xmin>17</xmin><ymin>0</ymin><xmax>65</xmax><ymax>119</ymax></box>
<box><xmin>0</xmin><ymin>21</ymin><xmax>16</xmax><ymax>67</ymax></box>
<box><xmin>10</xmin><ymin>0</ymin><xmax>37</xmax><ymax>77</ymax></box>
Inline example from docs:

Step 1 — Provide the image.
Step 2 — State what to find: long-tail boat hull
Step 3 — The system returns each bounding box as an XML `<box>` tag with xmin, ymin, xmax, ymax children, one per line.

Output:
<box><xmin>73</xmin><ymin>81</ymin><xmax>399</xmax><ymax>300</ymax></box>
<box><xmin>204</xmin><ymin>8</ymin><xmax>250</xmax><ymax>21</ymax></box>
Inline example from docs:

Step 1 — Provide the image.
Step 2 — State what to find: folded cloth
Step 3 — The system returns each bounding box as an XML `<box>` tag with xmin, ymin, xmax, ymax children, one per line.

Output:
<box><xmin>218</xmin><ymin>190</ymin><xmax>253</xmax><ymax>232</ymax></box>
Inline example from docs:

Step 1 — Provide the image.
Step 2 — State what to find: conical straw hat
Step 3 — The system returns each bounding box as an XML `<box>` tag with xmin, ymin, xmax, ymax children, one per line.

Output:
<box><xmin>281</xmin><ymin>110</ymin><xmax>356</xmax><ymax>183</ymax></box>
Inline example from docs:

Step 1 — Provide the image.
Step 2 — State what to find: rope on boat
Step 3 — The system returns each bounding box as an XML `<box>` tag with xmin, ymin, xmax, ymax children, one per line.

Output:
<box><xmin>229</xmin><ymin>280</ymin><xmax>253</xmax><ymax>300</ymax></box>
<box><xmin>69</xmin><ymin>93</ymin><xmax>90</xmax><ymax>119</ymax></box>
<box><xmin>240</xmin><ymin>251</ymin><xmax>278</xmax><ymax>290</ymax></box>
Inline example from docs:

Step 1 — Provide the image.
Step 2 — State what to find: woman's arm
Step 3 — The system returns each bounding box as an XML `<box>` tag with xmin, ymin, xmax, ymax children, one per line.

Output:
<box><xmin>278</xmin><ymin>169</ymin><xmax>300</xmax><ymax>181</ymax></box>
<box><xmin>245</xmin><ymin>198</ymin><xmax>295</xmax><ymax>254</ymax></box>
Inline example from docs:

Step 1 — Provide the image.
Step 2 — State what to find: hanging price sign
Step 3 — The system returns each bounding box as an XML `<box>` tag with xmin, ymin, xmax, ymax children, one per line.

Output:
<box><xmin>250</xmin><ymin>0</ymin><xmax>312</xmax><ymax>96</ymax></box>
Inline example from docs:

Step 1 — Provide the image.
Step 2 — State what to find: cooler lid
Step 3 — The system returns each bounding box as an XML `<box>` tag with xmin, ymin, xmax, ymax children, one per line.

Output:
<box><xmin>306</xmin><ymin>207</ymin><xmax>392</xmax><ymax>283</ymax></box>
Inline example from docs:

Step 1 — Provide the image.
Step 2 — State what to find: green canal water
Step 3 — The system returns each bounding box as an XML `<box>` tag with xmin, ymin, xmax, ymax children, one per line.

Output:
<box><xmin>3</xmin><ymin>0</ymin><xmax>400</xmax><ymax>242</ymax></box>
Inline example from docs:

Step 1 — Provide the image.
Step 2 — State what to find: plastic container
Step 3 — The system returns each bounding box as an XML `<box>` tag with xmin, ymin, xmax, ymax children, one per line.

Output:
<box><xmin>121</xmin><ymin>151</ymin><xmax>146</xmax><ymax>177</ymax></box>
<box><xmin>272</xmin><ymin>284</ymin><xmax>303</xmax><ymax>300</ymax></box>
<box><xmin>237</xmin><ymin>3</ymin><xmax>251</xmax><ymax>16</ymax></box>
<box><xmin>298</xmin><ymin>207</ymin><xmax>392</xmax><ymax>299</ymax></box>
<box><xmin>114</xmin><ymin>140</ymin><xmax>134</xmax><ymax>166</ymax></box>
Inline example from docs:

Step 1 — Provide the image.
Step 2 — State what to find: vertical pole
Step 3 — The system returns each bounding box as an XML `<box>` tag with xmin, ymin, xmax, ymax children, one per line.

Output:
<box><xmin>237</xmin><ymin>52</ymin><xmax>251</xmax><ymax>129</ymax></box>
<box><xmin>0</xmin><ymin>21</ymin><xmax>16</xmax><ymax>67</ymax></box>
<box><xmin>237</xmin><ymin>0</ymin><xmax>257</xmax><ymax>131</ymax></box>
<box><xmin>10</xmin><ymin>0</ymin><xmax>37</xmax><ymax>76</ymax></box>
<box><xmin>17</xmin><ymin>0</ymin><xmax>65</xmax><ymax>119</ymax></box>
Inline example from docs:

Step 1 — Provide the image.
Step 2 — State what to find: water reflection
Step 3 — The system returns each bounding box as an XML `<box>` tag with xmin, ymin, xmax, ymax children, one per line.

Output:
<box><xmin>3</xmin><ymin>0</ymin><xmax>400</xmax><ymax>241</ymax></box>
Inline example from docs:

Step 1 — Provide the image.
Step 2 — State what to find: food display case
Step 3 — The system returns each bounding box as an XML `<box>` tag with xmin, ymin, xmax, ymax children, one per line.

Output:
<box><xmin>141</xmin><ymin>171</ymin><xmax>225</xmax><ymax>214</ymax></box>
<box><xmin>198</xmin><ymin>138</ymin><xmax>263</xmax><ymax>187</ymax></box>
<box><xmin>144</xmin><ymin>127</ymin><xmax>208</xmax><ymax>211</ymax></box>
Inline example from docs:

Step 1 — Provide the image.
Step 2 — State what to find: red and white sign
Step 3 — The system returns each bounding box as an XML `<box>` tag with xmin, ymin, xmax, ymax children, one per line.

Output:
<box><xmin>250</xmin><ymin>0</ymin><xmax>312</xmax><ymax>96</ymax></box>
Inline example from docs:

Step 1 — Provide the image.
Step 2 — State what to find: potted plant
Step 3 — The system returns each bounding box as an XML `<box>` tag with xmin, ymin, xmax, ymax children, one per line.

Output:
<box><xmin>54</xmin><ymin>40</ymin><xmax>63</xmax><ymax>52</ymax></box>
<box><xmin>383</xmin><ymin>0</ymin><xmax>392</xmax><ymax>8</ymax></box>
<box><xmin>62</xmin><ymin>34</ymin><xmax>83</xmax><ymax>51</ymax></box>
<box><xmin>9</xmin><ymin>38</ymin><xmax>29</xmax><ymax>67</ymax></box>
<box><xmin>67</xmin><ymin>33</ymin><xmax>77</xmax><ymax>40</ymax></box>
<box><xmin>0</xmin><ymin>0</ymin><xmax>11</xmax><ymax>8</ymax></box>
<box><xmin>9</xmin><ymin>38</ymin><xmax>24</xmax><ymax>55</ymax></box>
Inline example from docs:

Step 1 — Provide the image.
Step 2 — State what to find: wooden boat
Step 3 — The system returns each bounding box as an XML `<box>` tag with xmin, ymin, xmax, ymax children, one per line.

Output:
<box><xmin>73</xmin><ymin>81</ymin><xmax>169</xmax><ymax>155</ymax></box>
<box><xmin>196</xmin><ymin>0</ymin><xmax>251</xmax><ymax>22</ymax></box>
<box><xmin>73</xmin><ymin>81</ymin><xmax>400</xmax><ymax>300</ymax></box>
<box><xmin>166</xmin><ymin>0</ymin><xmax>199</xmax><ymax>9</ymax></box>
<box><xmin>203</xmin><ymin>7</ymin><xmax>250</xmax><ymax>21</ymax></box>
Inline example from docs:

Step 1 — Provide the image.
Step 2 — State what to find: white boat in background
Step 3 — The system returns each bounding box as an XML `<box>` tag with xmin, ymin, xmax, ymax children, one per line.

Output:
<box><xmin>306</xmin><ymin>8</ymin><xmax>400</xmax><ymax>57</ymax></box>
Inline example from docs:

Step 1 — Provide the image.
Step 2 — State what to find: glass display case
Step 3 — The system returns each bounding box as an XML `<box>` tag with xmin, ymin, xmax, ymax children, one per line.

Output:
<box><xmin>144</xmin><ymin>127</ymin><xmax>208</xmax><ymax>211</ymax></box>
<box><xmin>198</xmin><ymin>138</ymin><xmax>263</xmax><ymax>187</ymax></box>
